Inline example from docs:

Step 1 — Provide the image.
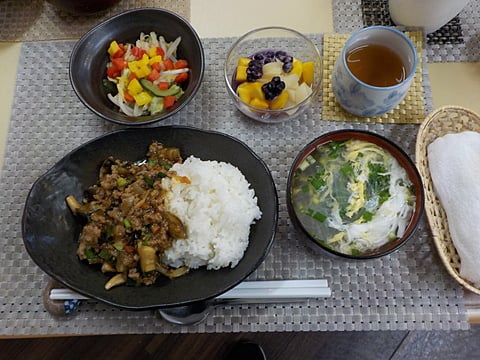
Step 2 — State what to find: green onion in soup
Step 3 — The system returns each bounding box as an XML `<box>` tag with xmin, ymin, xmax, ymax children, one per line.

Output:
<box><xmin>291</xmin><ymin>139</ymin><xmax>415</xmax><ymax>256</ymax></box>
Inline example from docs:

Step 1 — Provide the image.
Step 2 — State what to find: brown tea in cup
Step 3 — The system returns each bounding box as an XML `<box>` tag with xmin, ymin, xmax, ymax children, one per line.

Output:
<box><xmin>331</xmin><ymin>26</ymin><xmax>418</xmax><ymax>117</ymax></box>
<box><xmin>346</xmin><ymin>44</ymin><xmax>406</xmax><ymax>87</ymax></box>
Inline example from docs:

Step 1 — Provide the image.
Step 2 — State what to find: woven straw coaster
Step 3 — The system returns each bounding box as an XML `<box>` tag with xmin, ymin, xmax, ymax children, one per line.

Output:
<box><xmin>322</xmin><ymin>31</ymin><xmax>425</xmax><ymax>124</ymax></box>
<box><xmin>0</xmin><ymin>0</ymin><xmax>190</xmax><ymax>41</ymax></box>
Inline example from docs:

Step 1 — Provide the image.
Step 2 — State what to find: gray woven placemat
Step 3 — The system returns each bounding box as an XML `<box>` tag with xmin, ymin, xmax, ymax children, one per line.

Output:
<box><xmin>333</xmin><ymin>0</ymin><xmax>480</xmax><ymax>63</ymax></box>
<box><xmin>0</xmin><ymin>35</ymin><xmax>469</xmax><ymax>336</ymax></box>
<box><xmin>0</xmin><ymin>0</ymin><xmax>190</xmax><ymax>41</ymax></box>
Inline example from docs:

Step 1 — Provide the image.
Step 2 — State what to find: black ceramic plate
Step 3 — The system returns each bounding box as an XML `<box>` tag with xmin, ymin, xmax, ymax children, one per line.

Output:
<box><xmin>69</xmin><ymin>8</ymin><xmax>205</xmax><ymax>126</ymax></box>
<box><xmin>22</xmin><ymin>126</ymin><xmax>278</xmax><ymax>310</ymax></box>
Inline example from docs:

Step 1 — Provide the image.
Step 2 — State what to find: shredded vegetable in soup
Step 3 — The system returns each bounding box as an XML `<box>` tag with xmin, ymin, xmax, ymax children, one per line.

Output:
<box><xmin>291</xmin><ymin>139</ymin><xmax>415</xmax><ymax>256</ymax></box>
<box><xmin>104</xmin><ymin>32</ymin><xmax>190</xmax><ymax>117</ymax></box>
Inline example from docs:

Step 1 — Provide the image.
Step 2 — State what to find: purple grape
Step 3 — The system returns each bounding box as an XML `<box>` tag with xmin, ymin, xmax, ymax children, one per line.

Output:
<box><xmin>282</xmin><ymin>61</ymin><xmax>293</xmax><ymax>73</ymax></box>
<box><xmin>246</xmin><ymin>59</ymin><xmax>264</xmax><ymax>82</ymax></box>
<box><xmin>245</xmin><ymin>50</ymin><xmax>295</xmax><ymax>82</ymax></box>
<box><xmin>262</xmin><ymin>76</ymin><xmax>285</xmax><ymax>100</ymax></box>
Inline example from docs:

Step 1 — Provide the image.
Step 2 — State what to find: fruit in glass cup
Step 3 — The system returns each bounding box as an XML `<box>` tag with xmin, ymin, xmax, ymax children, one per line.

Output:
<box><xmin>233</xmin><ymin>50</ymin><xmax>315</xmax><ymax>111</ymax></box>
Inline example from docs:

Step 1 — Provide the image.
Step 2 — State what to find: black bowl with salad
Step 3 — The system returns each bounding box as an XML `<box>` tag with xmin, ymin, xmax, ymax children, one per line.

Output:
<box><xmin>287</xmin><ymin>130</ymin><xmax>424</xmax><ymax>260</ymax></box>
<box><xmin>69</xmin><ymin>8</ymin><xmax>204</xmax><ymax>126</ymax></box>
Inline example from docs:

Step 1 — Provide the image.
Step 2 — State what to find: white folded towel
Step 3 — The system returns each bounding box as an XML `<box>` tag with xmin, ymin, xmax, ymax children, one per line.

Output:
<box><xmin>428</xmin><ymin>131</ymin><xmax>480</xmax><ymax>287</ymax></box>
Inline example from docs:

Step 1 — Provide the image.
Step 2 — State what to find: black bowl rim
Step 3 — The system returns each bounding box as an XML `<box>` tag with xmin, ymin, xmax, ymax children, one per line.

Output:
<box><xmin>286</xmin><ymin>129</ymin><xmax>425</xmax><ymax>260</ymax></box>
<box><xmin>69</xmin><ymin>7</ymin><xmax>205</xmax><ymax>126</ymax></box>
<box><xmin>22</xmin><ymin>125</ymin><xmax>279</xmax><ymax>310</ymax></box>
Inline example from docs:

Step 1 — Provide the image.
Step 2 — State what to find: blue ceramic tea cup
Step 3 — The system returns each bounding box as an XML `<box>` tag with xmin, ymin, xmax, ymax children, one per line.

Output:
<box><xmin>331</xmin><ymin>26</ymin><xmax>418</xmax><ymax>117</ymax></box>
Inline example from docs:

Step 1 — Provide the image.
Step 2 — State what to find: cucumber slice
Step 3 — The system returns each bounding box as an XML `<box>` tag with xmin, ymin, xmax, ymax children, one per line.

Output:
<box><xmin>139</xmin><ymin>79</ymin><xmax>182</xmax><ymax>97</ymax></box>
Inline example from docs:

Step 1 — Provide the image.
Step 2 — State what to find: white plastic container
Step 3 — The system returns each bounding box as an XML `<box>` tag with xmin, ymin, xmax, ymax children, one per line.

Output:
<box><xmin>388</xmin><ymin>0</ymin><xmax>470</xmax><ymax>34</ymax></box>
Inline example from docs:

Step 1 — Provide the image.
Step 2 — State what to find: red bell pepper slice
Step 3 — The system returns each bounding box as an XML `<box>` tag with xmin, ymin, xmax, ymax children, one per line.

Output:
<box><xmin>156</xmin><ymin>47</ymin><xmax>165</xmax><ymax>57</ymax></box>
<box><xmin>128</xmin><ymin>72</ymin><xmax>137</xmax><ymax>81</ymax></box>
<box><xmin>131</xmin><ymin>46</ymin><xmax>147</xmax><ymax>60</ymax></box>
<box><xmin>106</xmin><ymin>65</ymin><xmax>120</xmax><ymax>78</ymax></box>
<box><xmin>111</xmin><ymin>47</ymin><xmax>125</xmax><ymax>59</ymax></box>
<box><xmin>163</xmin><ymin>58</ymin><xmax>174</xmax><ymax>70</ymax></box>
<box><xmin>174</xmin><ymin>59</ymin><xmax>189</xmax><ymax>69</ymax></box>
<box><xmin>147</xmin><ymin>68</ymin><xmax>160</xmax><ymax>82</ymax></box>
<box><xmin>163</xmin><ymin>95</ymin><xmax>176</xmax><ymax>109</ymax></box>
<box><xmin>123</xmin><ymin>92</ymin><xmax>135</xmax><ymax>103</ymax></box>
<box><xmin>157</xmin><ymin>82</ymin><xmax>169</xmax><ymax>90</ymax></box>
<box><xmin>151</xmin><ymin>62</ymin><xmax>161</xmax><ymax>72</ymax></box>
<box><xmin>111</xmin><ymin>57</ymin><xmax>127</xmax><ymax>70</ymax></box>
<box><xmin>174</xmin><ymin>72</ymin><xmax>189</xmax><ymax>83</ymax></box>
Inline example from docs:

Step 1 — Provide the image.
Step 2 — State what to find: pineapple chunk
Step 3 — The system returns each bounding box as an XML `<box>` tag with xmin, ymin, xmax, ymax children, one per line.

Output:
<box><xmin>282</xmin><ymin>73</ymin><xmax>300</xmax><ymax>90</ymax></box>
<box><xmin>294</xmin><ymin>83</ymin><xmax>313</xmax><ymax>104</ymax></box>
<box><xmin>286</xmin><ymin>89</ymin><xmax>296</xmax><ymax>103</ymax></box>
<box><xmin>262</xmin><ymin>61</ymin><xmax>283</xmax><ymax>80</ymax></box>
<box><xmin>237</xmin><ymin>85</ymin><xmax>252</xmax><ymax>103</ymax></box>
<box><xmin>291</xmin><ymin>58</ymin><xmax>304</xmax><ymax>79</ymax></box>
<box><xmin>234</xmin><ymin>53</ymin><xmax>315</xmax><ymax>112</ymax></box>
<box><xmin>236</xmin><ymin>65</ymin><xmax>248</xmax><ymax>82</ymax></box>
<box><xmin>270</xmin><ymin>90</ymin><xmax>289</xmax><ymax>110</ymax></box>
<box><xmin>237</xmin><ymin>81</ymin><xmax>267</xmax><ymax>107</ymax></box>
<box><xmin>237</xmin><ymin>82</ymin><xmax>265</xmax><ymax>100</ymax></box>
<box><xmin>250</xmin><ymin>97</ymin><xmax>269</xmax><ymax>109</ymax></box>
<box><xmin>301</xmin><ymin>61</ymin><xmax>315</xmax><ymax>85</ymax></box>
<box><xmin>238</xmin><ymin>57</ymin><xmax>251</xmax><ymax>67</ymax></box>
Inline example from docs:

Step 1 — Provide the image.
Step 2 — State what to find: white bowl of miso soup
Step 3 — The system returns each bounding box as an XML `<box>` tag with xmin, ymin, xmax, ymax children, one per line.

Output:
<box><xmin>287</xmin><ymin>129</ymin><xmax>424</xmax><ymax>260</ymax></box>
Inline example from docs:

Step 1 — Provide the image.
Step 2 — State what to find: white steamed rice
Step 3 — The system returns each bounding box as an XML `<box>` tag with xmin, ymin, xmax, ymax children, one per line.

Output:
<box><xmin>161</xmin><ymin>156</ymin><xmax>262</xmax><ymax>270</ymax></box>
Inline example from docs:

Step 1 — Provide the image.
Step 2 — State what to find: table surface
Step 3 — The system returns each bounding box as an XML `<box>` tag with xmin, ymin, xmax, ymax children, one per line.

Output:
<box><xmin>1</xmin><ymin>0</ymin><xmax>480</xmax><ymax>335</ymax></box>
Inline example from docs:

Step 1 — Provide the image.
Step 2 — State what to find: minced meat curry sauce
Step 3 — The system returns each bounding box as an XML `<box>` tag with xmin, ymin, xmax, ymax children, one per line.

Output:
<box><xmin>66</xmin><ymin>142</ymin><xmax>190</xmax><ymax>290</ymax></box>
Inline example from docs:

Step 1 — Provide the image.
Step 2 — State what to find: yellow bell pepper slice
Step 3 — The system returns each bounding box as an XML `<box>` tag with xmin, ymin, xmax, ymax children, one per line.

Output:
<box><xmin>128</xmin><ymin>61</ymin><xmax>141</xmax><ymax>75</ymax></box>
<box><xmin>139</xmin><ymin>53</ymin><xmax>150</xmax><ymax>66</ymax></box>
<box><xmin>127</xmin><ymin>55</ymin><xmax>152</xmax><ymax>78</ymax></box>
<box><xmin>133</xmin><ymin>91</ymin><xmax>152</xmax><ymax>106</ymax></box>
<box><xmin>128</xmin><ymin>60</ymin><xmax>151</xmax><ymax>78</ymax></box>
<box><xmin>139</xmin><ymin>66</ymin><xmax>151</xmax><ymax>78</ymax></box>
<box><xmin>127</xmin><ymin>78</ymin><xmax>143</xmax><ymax>95</ymax></box>
<box><xmin>149</xmin><ymin>55</ymin><xmax>163</xmax><ymax>65</ymax></box>
<box><xmin>147</xmin><ymin>47</ymin><xmax>158</xmax><ymax>58</ymax></box>
<box><xmin>108</xmin><ymin>41</ymin><xmax>121</xmax><ymax>57</ymax></box>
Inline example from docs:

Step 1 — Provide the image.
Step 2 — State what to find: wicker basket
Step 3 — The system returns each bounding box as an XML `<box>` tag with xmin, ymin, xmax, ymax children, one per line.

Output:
<box><xmin>416</xmin><ymin>105</ymin><xmax>480</xmax><ymax>295</ymax></box>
